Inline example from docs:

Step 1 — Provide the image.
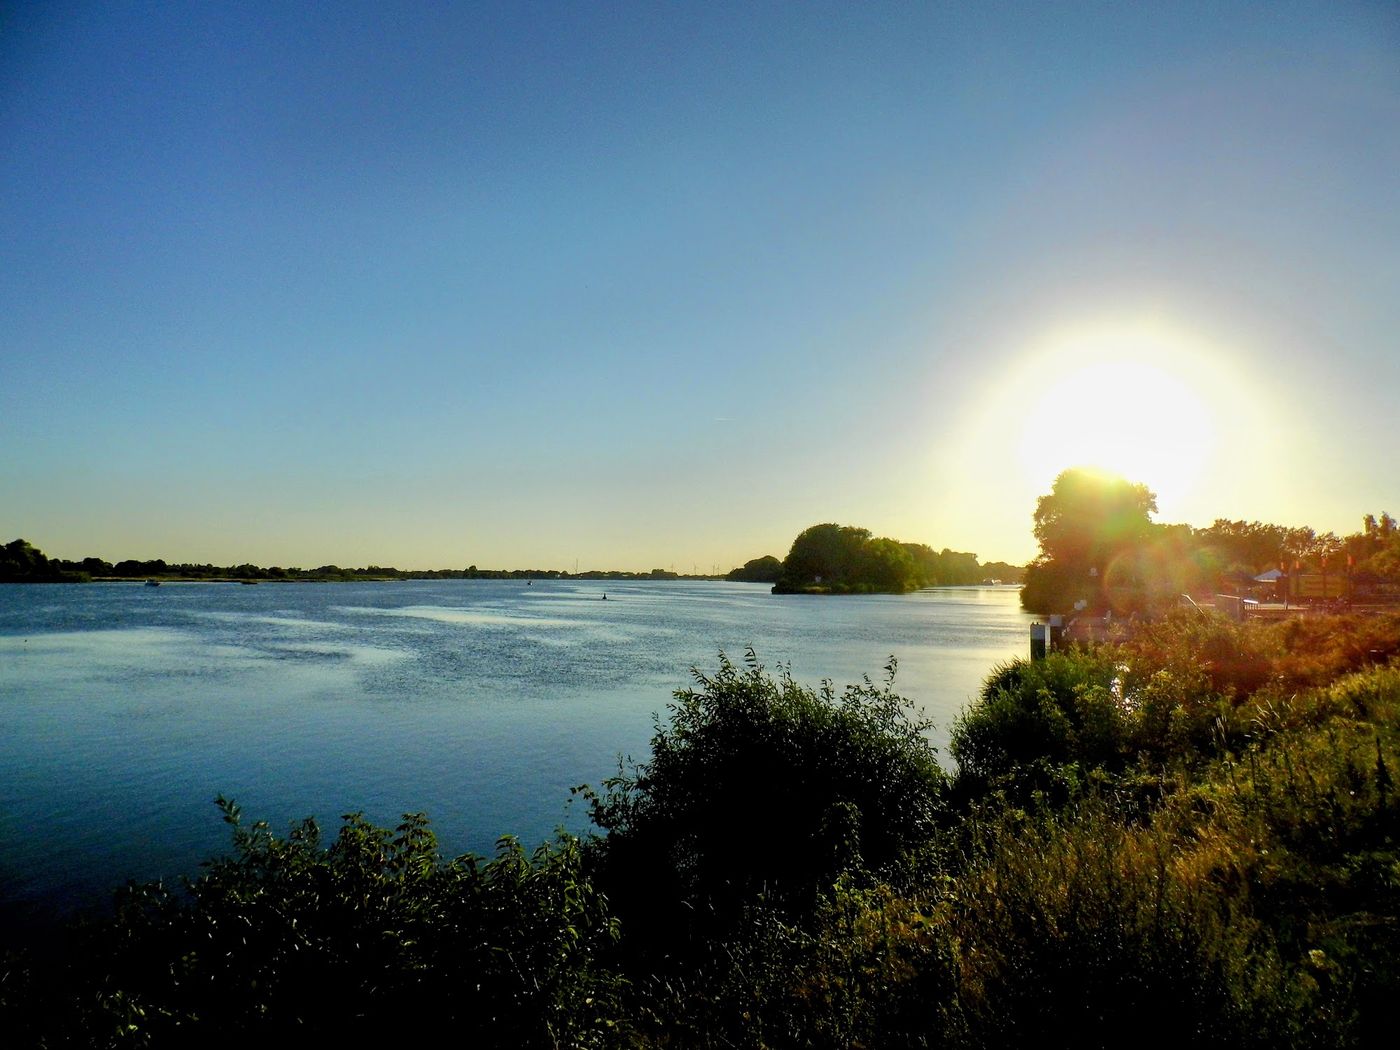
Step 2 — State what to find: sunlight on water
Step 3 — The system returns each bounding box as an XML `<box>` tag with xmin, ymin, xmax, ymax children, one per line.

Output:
<box><xmin>339</xmin><ymin>604</ymin><xmax>591</xmax><ymax>629</ymax></box>
<box><xmin>0</xmin><ymin>580</ymin><xmax>1032</xmax><ymax>928</ymax></box>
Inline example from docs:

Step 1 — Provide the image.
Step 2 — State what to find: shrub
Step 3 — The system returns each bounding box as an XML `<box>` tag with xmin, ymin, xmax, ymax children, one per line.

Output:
<box><xmin>3</xmin><ymin>801</ymin><xmax>625</xmax><ymax>1047</ymax></box>
<box><xmin>584</xmin><ymin>651</ymin><xmax>948</xmax><ymax>951</ymax></box>
<box><xmin>949</xmin><ymin>650</ymin><xmax>1128</xmax><ymax>800</ymax></box>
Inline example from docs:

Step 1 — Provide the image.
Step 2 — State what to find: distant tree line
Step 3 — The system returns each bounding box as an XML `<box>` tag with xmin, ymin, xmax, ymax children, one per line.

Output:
<box><xmin>1021</xmin><ymin>467</ymin><xmax>1400</xmax><ymax>614</ymax></box>
<box><xmin>728</xmin><ymin>524</ymin><xmax>1024</xmax><ymax>594</ymax></box>
<box><xmin>0</xmin><ymin>540</ymin><xmax>706</xmax><ymax>583</ymax></box>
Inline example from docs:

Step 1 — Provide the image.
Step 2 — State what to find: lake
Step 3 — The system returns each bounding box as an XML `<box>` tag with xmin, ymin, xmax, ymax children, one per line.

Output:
<box><xmin>0</xmin><ymin>579</ymin><xmax>1031</xmax><ymax>930</ymax></box>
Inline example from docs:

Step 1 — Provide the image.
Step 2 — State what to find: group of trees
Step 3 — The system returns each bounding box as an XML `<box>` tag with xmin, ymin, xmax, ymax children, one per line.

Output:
<box><xmin>0</xmin><ymin>538</ymin><xmax>92</xmax><ymax>582</ymax></box>
<box><xmin>729</xmin><ymin>524</ymin><xmax>1023</xmax><ymax>594</ymax></box>
<box><xmin>7</xmin><ymin>614</ymin><xmax>1400</xmax><ymax>1045</ymax></box>
<box><xmin>1021</xmin><ymin>468</ymin><xmax>1400</xmax><ymax>614</ymax></box>
<box><xmin>0</xmin><ymin>540</ymin><xmax>703</xmax><ymax>583</ymax></box>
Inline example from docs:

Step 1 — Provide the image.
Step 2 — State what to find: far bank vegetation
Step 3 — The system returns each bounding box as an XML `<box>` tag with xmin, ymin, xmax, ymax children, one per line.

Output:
<box><xmin>729</xmin><ymin>523</ymin><xmax>1024</xmax><ymax>593</ymax></box>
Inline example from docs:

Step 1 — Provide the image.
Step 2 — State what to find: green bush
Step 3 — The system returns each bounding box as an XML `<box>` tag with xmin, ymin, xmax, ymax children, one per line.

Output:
<box><xmin>2</xmin><ymin>801</ymin><xmax>625</xmax><ymax>1047</ymax></box>
<box><xmin>584</xmin><ymin>651</ymin><xmax>948</xmax><ymax>950</ymax></box>
<box><xmin>949</xmin><ymin>650</ymin><xmax>1129</xmax><ymax>800</ymax></box>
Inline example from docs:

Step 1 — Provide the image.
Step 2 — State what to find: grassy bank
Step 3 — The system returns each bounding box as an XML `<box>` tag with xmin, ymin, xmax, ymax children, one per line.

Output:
<box><xmin>4</xmin><ymin>613</ymin><xmax>1398</xmax><ymax>1046</ymax></box>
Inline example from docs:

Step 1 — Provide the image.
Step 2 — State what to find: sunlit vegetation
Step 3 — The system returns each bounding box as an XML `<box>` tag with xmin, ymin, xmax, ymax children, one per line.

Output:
<box><xmin>0</xmin><ymin>802</ymin><xmax>623</xmax><ymax>1046</ymax></box>
<box><xmin>6</xmin><ymin>610</ymin><xmax>1399</xmax><ymax>1045</ymax></box>
<box><xmin>1021</xmin><ymin>468</ymin><xmax>1400</xmax><ymax>614</ymax></box>
<box><xmin>757</xmin><ymin>522</ymin><xmax>1023</xmax><ymax>594</ymax></box>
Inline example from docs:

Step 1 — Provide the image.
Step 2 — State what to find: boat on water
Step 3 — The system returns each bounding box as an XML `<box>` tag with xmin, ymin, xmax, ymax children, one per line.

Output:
<box><xmin>144</xmin><ymin>579</ymin><xmax>161</xmax><ymax>587</ymax></box>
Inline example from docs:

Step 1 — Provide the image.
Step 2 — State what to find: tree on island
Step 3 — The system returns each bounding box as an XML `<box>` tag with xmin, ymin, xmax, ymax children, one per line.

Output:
<box><xmin>768</xmin><ymin>523</ymin><xmax>1007</xmax><ymax>594</ymax></box>
<box><xmin>726</xmin><ymin>555</ymin><xmax>783</xmax><ymax>582</ymax></box>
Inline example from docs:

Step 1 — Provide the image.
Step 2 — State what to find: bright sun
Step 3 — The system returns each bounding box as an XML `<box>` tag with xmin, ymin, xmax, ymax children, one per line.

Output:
<box><xmin>1004</xmin><ymin>320</ymin><xmax>1235</xmax><ymax>510</ymax></box>
<box><xmin>1017</xmin><ymin>358</ymin><xmax>1215</xmax><ymax>504</ymax></box>
<box><xmin>940</xmin><ymin>313</ymin><xmax>1294</xmax><ymax>561</ymax></box>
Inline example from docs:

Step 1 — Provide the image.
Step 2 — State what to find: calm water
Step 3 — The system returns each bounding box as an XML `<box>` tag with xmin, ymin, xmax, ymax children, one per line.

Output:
<box><xmin>0</xmin><ymin>579</ymin><xmax>1031</xmax><ymax>928</ymax></box>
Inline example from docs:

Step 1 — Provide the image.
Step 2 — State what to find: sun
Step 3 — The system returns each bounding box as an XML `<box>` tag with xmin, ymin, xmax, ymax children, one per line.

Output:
<box><xmin>1016</xmin><ymin>355</ymin><xmax>1215</xmax><ymax>505</ymax></box>
<box><xmin>985</xmin><ymin>316</ymin><xmax>1257</xmax><ymax>516</ymax></box>
<box><xmin>938</xmin><ymin>312</ymin><xmax>1291</xmax><ymax>559</ymax></box>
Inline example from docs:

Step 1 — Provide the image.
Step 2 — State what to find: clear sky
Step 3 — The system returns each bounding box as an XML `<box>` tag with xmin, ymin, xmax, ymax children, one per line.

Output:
<box><xmin>3</xmin><ymin>2</ymin><xmax>1396</xmax><ymax>571</ymax></box>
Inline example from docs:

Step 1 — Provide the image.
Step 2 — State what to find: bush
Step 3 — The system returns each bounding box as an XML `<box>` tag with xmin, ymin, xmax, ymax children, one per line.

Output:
<box><xmin>2</xmin><ymin>801</ymin><xmax>625</xmax><ymax>1047</ymax></box>
<box><xmin>584</xmin><ymin>651</ymin><xmax>948</xmax><ymax>951</ymax></box>
<box><xmin>949</xmin><ymin>650</ymin><xmax>1129</xmax><ymax>800</ymax></box>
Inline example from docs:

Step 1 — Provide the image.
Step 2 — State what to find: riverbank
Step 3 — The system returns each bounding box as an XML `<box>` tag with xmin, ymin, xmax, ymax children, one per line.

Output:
<box><xmin>4</xmin><ymin>608</ymin><xmax>1397</xmax><ymax>1044</ymax></box>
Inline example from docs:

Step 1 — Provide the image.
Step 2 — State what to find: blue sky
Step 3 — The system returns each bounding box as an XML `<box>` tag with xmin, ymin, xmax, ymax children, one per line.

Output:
<box><xmin>3</xmin><ymin>2</ymin><xmax>1397</xmax><ymax>570</ymax></box>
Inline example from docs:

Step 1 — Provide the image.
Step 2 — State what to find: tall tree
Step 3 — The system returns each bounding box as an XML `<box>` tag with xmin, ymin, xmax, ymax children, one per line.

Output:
<box><xmin>1022</xmin><ymin>469</ymin><xmax>1157</xmax><ymax>613</ymax></box>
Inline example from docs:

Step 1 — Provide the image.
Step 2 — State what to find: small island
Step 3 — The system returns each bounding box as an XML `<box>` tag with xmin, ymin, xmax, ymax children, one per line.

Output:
<box><xmin>728</xmin><ymin>523</ymin><xmax>1023</xmax><ymax>594</ymax></box>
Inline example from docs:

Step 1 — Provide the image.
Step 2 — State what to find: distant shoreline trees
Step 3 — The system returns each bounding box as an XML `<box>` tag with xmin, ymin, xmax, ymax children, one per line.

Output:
<box><xmin>0</xmin><ymin>539</ymin><xmax>715</xmax><ymax>584</ymax></box>
<box><xmin>727</xmin><ymin>523</ymin><xmax>1024</xmax><ymax>594</ymax></box>
<box><xmin>4</xmin><ymin>535</ymin><xmax>1026</xmax><ymax>591</ymax></box>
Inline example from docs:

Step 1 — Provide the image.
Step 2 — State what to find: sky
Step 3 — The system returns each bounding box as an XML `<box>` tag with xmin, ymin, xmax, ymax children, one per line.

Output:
<box><xmin>2</xmin><ymin>1</ymin><xmax>1396</xmax><ymax>571</ymax></box>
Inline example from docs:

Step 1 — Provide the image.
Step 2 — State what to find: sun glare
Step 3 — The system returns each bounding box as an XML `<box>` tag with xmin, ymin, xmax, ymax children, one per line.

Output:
<box><xmin>948</xmin><ymin>314</ymin><xmax>1288</xmax><ymax>528</ymax></box>
<box><xmin>1015</xmin><ymin>356</ymin><xmax>1215</xmax><ymax>506</ymax></box>
<box><xmin>935</xmin><ymin>311</ymin><xmax>1301</xmax><ymax>561</ymax></box>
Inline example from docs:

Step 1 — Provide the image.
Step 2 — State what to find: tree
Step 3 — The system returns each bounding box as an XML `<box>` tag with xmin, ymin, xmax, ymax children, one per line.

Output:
<box><xmin>583</xmin><ymin>652</ymin><xmax>946</xmax><ymax>944</ymax></box>
<box><xmin>726</xmin><ymin>555</ymin><xmax>783</xmax><ymax>582</ymax></box>
<box><xmin>1022</xmin><ymin>469</ymin><xmax>1157</xmax><ymax>614</ymax></box>
<box><xmin>859</xmin><ymin>537</ymin><xmax>918</xmax><ymax>592</ymax></box>
<box><xmin>781</xmin><ymin>524</ymin><xmax>872</xmax><ymax>586</ymax></box>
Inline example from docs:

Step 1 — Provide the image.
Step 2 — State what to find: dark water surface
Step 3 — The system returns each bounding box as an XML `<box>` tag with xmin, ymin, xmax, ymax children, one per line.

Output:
<box><xmin>0</xmin><ymin>579</ymin><xmax>1031</xmax><ymax>927</ymax></box>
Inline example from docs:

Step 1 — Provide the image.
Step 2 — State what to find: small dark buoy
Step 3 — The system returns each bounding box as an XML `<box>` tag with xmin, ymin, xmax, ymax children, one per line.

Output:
<box><xmin>602</xmin><ymin>593</ymin><xmax>607</xmax><ymax>600</ymax></box>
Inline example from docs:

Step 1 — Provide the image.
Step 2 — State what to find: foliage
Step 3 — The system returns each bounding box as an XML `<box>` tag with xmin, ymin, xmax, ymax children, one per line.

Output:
<box><xmin>1</xmin><ymin>803</ymin><xmax>625</xmax><ymax>1047</ymax></box>
<box><xmin>0</xmin><ymin>537</ymin><xmax>723</xmax><ymax>583</ymax></box>
<box><xmin>1022</xmin><ymin>468</ymin><xmax>1159</xmax><ymax>613</ymax></box>
<box><xmin>583</xmin><ymin>651</ymin><xmax>947</xmax><ymax>945</ymax></box>
<box><xmin>942</xmin><ymin>798</ymin><xmax>1318</xmax><ymax>1049</ymax></box>
<box><xmin>770</xmin><ymin>523</ymin><xmax>1012</xmax><ymax>593</ymax></box>
<box><xmin>1022</xmin><ymin>477</ymin><xmax>1400</xmax><ymax>615</ymax></box>
<box><xmin>725</xmin><ymin>554</ymin><xmax>783</xmax><ymax>582</ymax></box>
<box><xmin>948</xmin><ymin>649</ymin><xmax>1134</xmax><ymax>799</ymax></box>
<box><xmin>0</xmin><ymin>538</ymin><xmax>88</xmax><ymax>581</ymax></box>
<box><xmin>950</xmin><ymin>610</ymin><xmax>1400</xmax><ymax>805</ymax></box>
<box><xmin>1032</xmin><ymin>468</ymin><xmax>1159</xmax><ymax>569</ymax></box>
<box><xmin>776</xmin><ymin>523</ymin><xmax>879</xmax><ymax>590</ymax></box>
<box><xmin>945</xmin><ymin>630</ymin><xmax>1400</xmax><ymax>1047</ymax></box>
